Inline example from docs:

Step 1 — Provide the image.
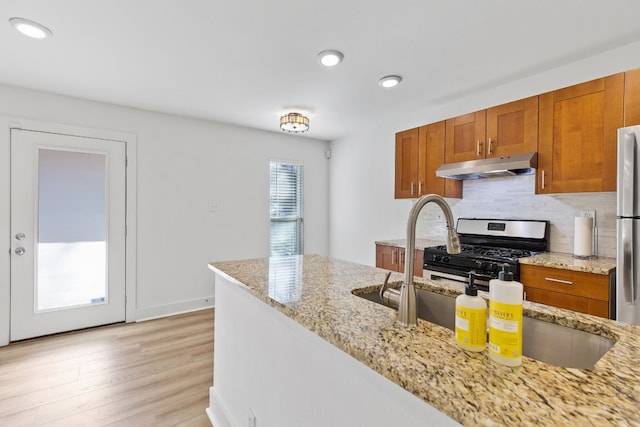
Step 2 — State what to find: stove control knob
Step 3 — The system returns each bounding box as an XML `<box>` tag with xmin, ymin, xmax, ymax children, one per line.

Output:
<box><xmin>442</xmin><ymin>256</ymin><xmax>450</xmax><ymax>263</ymax></box>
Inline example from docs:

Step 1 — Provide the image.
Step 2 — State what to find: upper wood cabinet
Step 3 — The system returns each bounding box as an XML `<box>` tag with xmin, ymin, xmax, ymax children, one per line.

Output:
<box><xmin>395</xmin><ymin>123</ymin><xmax>461</xmax><ymax>199</ymax></box>
<box><xmin>625</xmin><ymin>68</ymin><xmax>640</xmax><ymax>126</ymax></box>
<box><xmin>445</xmin><ymin>111</ymin><xmax>486</xmax><ymax>163</ymax></box>
<box><xmin>395</xmin><ymin>128</ymin><xmax>420</xmax><ymax>198</ymax></box>
<box><xmin>537</xmin><ymin>73</ymin><xmax>624</xmax><ymax>194</ymax></box>
<box><xmin>486</xmin><ymin>96</ymin><xmax>539</xmax><ymax>157</ymax></box>
<box><xmin>445</xmin><ymin>97</ymin><xmax>538</xmax><ymax>163</ymax></box>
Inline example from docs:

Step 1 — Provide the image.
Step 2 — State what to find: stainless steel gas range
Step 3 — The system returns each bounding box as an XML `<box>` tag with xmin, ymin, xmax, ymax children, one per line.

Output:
<box><xmin>423</xmin><ymin>218</ymin><xmax>550</xmax><ymax>291</ymax></box>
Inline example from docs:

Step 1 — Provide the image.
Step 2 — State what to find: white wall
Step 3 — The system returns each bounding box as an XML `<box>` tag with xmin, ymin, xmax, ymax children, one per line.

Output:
<box><xmin>0</xmin><ymin>84</ymin><xmax>329</xmax><ymax>323</ymax></box>
<box><xmin>329</xmin><ymin>40</ymin><xmax>640</xmax><ymax>265</ymax></box>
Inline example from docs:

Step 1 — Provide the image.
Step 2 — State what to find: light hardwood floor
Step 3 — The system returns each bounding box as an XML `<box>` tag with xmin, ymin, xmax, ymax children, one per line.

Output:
<box><xmin>0</xmin><ymin>309</ymin><xmax>214</xmax><ymax>427</ymax></box>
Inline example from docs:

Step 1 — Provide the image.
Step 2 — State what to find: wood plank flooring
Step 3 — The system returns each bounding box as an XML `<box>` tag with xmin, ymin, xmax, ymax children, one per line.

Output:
<box><xmin>0</xmin><ymin>309</ymin><xmax>214</xmax><ymax>427</ymax></box>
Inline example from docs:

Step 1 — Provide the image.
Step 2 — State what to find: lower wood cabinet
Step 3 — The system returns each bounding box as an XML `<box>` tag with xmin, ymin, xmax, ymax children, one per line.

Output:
<box><xmin>520</xmin><ymin>264</ymin><xmax>614</xmax><ymax>319</ymax></box>
<box><xmin>375</xmin><ymin>244</ymin><xmax>423</xmax><ymax>278</ymax></box>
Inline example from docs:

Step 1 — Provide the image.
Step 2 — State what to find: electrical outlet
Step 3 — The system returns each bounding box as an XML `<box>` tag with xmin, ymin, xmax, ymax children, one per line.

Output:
<box><xmin>580</xmin><ymin>210</ymin><xmax>596</xmax><ymax>222</ymax></box>
<box><xmin>207</xmin><ymin>201</ymin><xmax>220</xmax><ymax>213</ymax></box>
<box><xmin>248</xmin><ymin>409</ymin><xmax>256</xmax><ymax>427</ymax></box>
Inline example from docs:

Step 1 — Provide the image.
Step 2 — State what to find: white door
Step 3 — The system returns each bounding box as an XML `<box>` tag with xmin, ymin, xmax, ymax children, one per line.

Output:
<box><xmin>10</xmin><ymin>129</ymin><xmax>126</xmax><ymax>341</ymax></box>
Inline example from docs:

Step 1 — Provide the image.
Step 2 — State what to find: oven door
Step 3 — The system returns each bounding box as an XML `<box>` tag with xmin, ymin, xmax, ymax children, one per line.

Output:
<box><xmin>423</xmin><ymin>268</ymin><xmax>491</xmax><ymax>291</ymax></box>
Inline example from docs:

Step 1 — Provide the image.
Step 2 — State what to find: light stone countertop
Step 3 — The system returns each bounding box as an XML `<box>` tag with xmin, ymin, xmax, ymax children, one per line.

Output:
<box><xmin>375</xmin><ymin>238</ymin><xmax>444</xmax><ymax>251</ymax></box>
<box><xmin>519</xmin><ymin>252</ymin><xmax>616</xmax><ymax>275</ymax></box>
<box><xmin>209</xmin><ymin>255</ymin><xmax>640</xmax><ymax>426</ymax></box>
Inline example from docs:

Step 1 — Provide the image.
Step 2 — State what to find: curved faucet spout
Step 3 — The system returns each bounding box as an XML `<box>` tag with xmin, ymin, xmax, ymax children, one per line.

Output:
<box><xmin>398</xmin><ymin>194</ymin><xmax>460</xmax><ymax>327</ymax></box>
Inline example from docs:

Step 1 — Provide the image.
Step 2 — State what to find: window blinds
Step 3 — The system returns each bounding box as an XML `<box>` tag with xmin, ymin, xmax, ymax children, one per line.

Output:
<box><xmin>269</xmin><ymin>162</ymin><xmax>304</xmax><ymax>256</ymax></box>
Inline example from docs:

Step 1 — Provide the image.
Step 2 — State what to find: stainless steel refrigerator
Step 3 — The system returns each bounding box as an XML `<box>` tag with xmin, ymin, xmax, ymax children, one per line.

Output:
<box><xmin>617</xmin><ymin>125</ymin><xmax>640</xmax><ymax>325</ymax></box>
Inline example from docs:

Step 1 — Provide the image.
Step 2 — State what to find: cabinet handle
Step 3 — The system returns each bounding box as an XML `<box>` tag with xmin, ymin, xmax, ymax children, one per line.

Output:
<box><xmin>544</xmin><ymin>277</ymin><xmax>573</xmax><ymax>285</ymax></box>
<box><xmin>488</xmin><ymin>138</ymin><xmax>493</xmax><ymax>155</ymax></box>
<box><xmin>410</xmin><ymin>182</ymin><xmax>415</xmax><ymax>196</ymax></box>
<box><xmin>476</xmin><ymin>140</ymin><xmax>482</xmax><ymax>157</ymax></box>
<box><xmin>400</xmin><ymin>251</ymin><xmax>405</xmax><ymax>265</ymax></box>
<box><xmin>418</xmin><ymin>181</ymin><xmax>423</xmax><ymax>195</ymax></box>
<box><xmin>391</xmin><ymin>249</ymin><xmax>397</xmax><ymax>266</ymax></box>
<box><xmin>541</xmin><ymin>170</ymin><xmax>545</xmax><ymax>190</ymax></box>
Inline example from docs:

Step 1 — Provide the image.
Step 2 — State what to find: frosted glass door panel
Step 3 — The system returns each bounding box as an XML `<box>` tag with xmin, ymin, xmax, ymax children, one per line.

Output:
<box><xmin>37</xmin><ymin>149</ymin><xmax>107</xmax><ymax>311</ymax></box>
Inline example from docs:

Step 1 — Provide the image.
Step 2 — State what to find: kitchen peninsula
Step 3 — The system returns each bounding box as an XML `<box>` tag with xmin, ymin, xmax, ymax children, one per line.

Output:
<box><xmin>207</xmin><ymin>255</ymin><xmax>640</xmax><ymax>426</ymax></box>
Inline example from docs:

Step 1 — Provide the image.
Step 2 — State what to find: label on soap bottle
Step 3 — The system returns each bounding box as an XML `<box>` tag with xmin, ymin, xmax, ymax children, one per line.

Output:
<box><xmin>489</xmin><ymin>301</ymin><xmax>522</xmax><ymax>359</ymax></box>
<box><xmin>455</xmin><ymin>306</ymin><xmax>487</xmax><ymax>349</ymax></box>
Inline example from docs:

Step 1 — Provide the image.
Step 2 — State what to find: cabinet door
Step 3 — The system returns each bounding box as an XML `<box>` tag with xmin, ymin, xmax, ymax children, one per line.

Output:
<box><xmin>520</xmin><ymin>264</ymin><xmax>610</xmax><ymax>318</ymax></box>
<box><xmin>537</xmin><ymin>73</ymin><xmax>624</xmax><ymax>193</ymax></box>
<box><xmin>486</xmin><ymin>96</ymin><xmax>538</xmax><ymax>158</ymax></box>
<box><xmin>376</xmin><ymin>244</ymin><xmax>400</xmax><ymax>272</ymax></box>
<box><xmin>419</xmin><ymin>122</ymin><xmax>462</xmax><ymax>198</ymax></box>
<box><xmin>445</xmin><ymin>111</ymin><xmax>487</xmax><ymax>162</ymax></box>
<box><xmin>413</xmin><ymin>249</ymin><xmax>424</xmax><ymax>278</ymax></box>
<box><xmin>523</xmin><ymin>286</ymin><xmax>609</xmax><ymax>318</ymax></box>
<box><xmin>395</xmin><ymin>128</ymin><xmax>420</xmax><ymax>198</ymax></box>
<box><xmin>625</xmin><ymin>68</ymin><xmax>640</xmax><ymax>126</ymax></box>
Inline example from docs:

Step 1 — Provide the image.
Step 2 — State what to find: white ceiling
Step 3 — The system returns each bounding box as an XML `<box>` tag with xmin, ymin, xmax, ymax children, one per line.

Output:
<box><xmin>2</xmin><ymin>1</ymin><xmax>640</xmax><ymax>141</ymax></box>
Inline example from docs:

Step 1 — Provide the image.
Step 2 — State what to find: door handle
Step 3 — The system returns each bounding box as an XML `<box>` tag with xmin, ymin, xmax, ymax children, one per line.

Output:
<box><xmin>15</xmin><ymin>247</ymin><xmax>26</xmax><ymax>256</ymax></box>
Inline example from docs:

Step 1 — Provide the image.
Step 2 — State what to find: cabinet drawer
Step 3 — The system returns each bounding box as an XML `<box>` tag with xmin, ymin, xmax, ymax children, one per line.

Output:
<box><xmin>520</xmin><ymin>264</ymin><xmax>609</xmax><ymax>301</ymax></box>
<box><xmin>523</xmin><ymin>286</ymin><xmax>609</xmax><ymax>318</ymax></box>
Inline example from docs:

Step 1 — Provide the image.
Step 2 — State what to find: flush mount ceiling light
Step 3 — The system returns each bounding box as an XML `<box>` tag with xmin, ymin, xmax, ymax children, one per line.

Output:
<box><xmin>280</xmin><ymin>112</ymin><xmax>309</xmax><ymax>133</ymax></box>
<box><xmin>9</xmin><ymin>17</ymin><xmax>52</xmax><ymax>39</ymax></box>
<box><xmin>317</xmin><ymin>50</ymin><xmax>344</xmax><ymax>67</ymax></box>
<box><xmin>378</xmin><ymin>75</ymin><xmax>402</xmax><ymax>88</ymax></box>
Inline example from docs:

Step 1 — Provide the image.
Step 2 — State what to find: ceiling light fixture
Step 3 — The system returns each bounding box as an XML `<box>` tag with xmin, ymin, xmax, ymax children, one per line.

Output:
<box><xmin>317</xmin><ymin>50</ymin><xmax>344</xmax><ymax>67</ymax></box>
<box><xmin>378</xmin><ymin>75</ymin><xmax>402</xmax><ymax>88</ymax></box>
<box><xmin>280</xmin><ymin>112</ymin><xmax>309</xmax><ymax>133</ymax></box>
<box><xmin>9</xmin><ymin>17</ymin><xmax>52</xmax><ymax>39</ymax></box>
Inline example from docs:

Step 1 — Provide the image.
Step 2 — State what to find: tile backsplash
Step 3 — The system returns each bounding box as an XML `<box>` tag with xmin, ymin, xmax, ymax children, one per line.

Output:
<box><xmin>416</xmin><ymin>174</ymin><xmax>616</xmax><ymax>258</ymax></box>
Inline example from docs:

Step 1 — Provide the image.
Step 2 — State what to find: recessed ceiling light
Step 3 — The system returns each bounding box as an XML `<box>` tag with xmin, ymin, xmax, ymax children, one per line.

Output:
<box><xmin>378</xmin><ymin>75</ymin><xmax>402</xmax><ymax>88</ymax></box>
<box><xmin>317</xmin><ymin>50</ymin><xmax>344</xmax><ymax>67</ymax></box>
<box><xmin>9</xmin><ymin>17</ymin><xmax>52</xmax><ymax>39</ymax></box>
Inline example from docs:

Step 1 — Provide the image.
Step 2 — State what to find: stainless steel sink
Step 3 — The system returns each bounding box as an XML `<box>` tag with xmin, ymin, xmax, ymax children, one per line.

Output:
<box><xmin>357</xmin><ymin>288</ymin><xmax>615</xmax><ymax>369</ymax></box>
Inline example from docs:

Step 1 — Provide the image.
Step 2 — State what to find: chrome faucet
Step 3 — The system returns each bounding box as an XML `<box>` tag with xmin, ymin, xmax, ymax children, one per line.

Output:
<box><xmin>380</xmin><ymin>194</ymin><xmax>461</xmax><ymax>327</ymax></box>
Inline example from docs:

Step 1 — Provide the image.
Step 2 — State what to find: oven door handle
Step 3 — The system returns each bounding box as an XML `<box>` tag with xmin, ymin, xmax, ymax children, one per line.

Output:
<box><xmin>423</xmin><ymin>269</ymin><xmax>492</xmax><ymax>286</ymax></box>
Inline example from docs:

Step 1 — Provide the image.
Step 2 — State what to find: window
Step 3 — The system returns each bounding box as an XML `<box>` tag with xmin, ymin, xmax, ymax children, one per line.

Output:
<box><xmin>270</xmin><ymin>161</ymin><xmax>303</xmax><ymax>256</ymax></box>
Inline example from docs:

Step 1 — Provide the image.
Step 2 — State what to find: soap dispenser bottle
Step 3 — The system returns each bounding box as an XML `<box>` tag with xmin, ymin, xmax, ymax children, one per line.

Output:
<box><xmin>488</xmin><ymin>264</ymin><xmax>523</xmax><ymax>367</ymax></box>
<box><xmin>455</xmin><ymin>272</ymin><xmax>487</xmax><ymax>352</ymax></box>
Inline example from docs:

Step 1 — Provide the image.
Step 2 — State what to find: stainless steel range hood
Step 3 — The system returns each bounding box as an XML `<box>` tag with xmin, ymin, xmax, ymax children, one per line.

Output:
<box><xmin>436</xmin><ymin>152</ymin><xmax>538</xmax><ymax>180</ymax></box>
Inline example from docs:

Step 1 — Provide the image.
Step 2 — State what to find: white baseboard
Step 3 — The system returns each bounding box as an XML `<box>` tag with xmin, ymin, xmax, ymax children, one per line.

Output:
<box><xmin>135</xmin><ymin>296</ymin><xmax>214</xmax><ymax>321</ymax></box>
<box><xmin>207</xmin><ymin>386</ymin><xmax>233</xmax><ymax>427</ymax></box>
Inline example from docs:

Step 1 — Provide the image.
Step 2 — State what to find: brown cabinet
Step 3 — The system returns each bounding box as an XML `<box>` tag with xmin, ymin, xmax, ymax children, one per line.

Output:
<box><xmin>395</xmin><ymin>123</ymin><xmax>461</xmax><ymax>199</ymax></box>
<box><xmin>395</xmin><ymin>128</ymin><xmax>421</xmax><ymax>199</ymax></box>
<box><xmin>520</xmin><ymin>264</ymin><xmax>613</xmax><ymax>319</ymax></box>
<box><xmin>445</xmin><ymin>96</ymin><xmax>538</xmax><ymax>163</ymax></box>
<box><xmin>625</xmin><ymin>68</ymin><xmax>640</xmax><ymax>126</ymax></box>
<box><xmin>537</xmin><ymin>73</ymin><xmax>624</xmax><ymax>194</ymax></box>
<box><xmin>445</xmin><ymin>111</ymin><xmax>486</xmax><ymax>163</ymax></box>
<box><xmin>375</xmin><ymin>244</ymin><xmax>423</xmax><ymax>278</ymax></box>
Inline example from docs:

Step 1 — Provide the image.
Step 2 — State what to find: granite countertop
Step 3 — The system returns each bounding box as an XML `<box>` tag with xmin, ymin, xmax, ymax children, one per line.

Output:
<box><xmin>209</xmin><ymin>255</ymin><xmax>640</xmax><ymax>426</ymax></box>
<box><xmin>519</xmin><ymin>252</ymin><xmax>616</xmax><ymax>275</ymax></box>
<box><xmin>375</xmin><ymin>238</ymin><xmax>444</xmax><ymax>251</ymax></box>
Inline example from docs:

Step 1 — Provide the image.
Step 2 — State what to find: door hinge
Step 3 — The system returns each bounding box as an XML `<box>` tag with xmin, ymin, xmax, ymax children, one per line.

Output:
<box><xmin>125</xmin><ymin>156</ymin><xmax>128</xmax><ymax>167</ymax></box>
